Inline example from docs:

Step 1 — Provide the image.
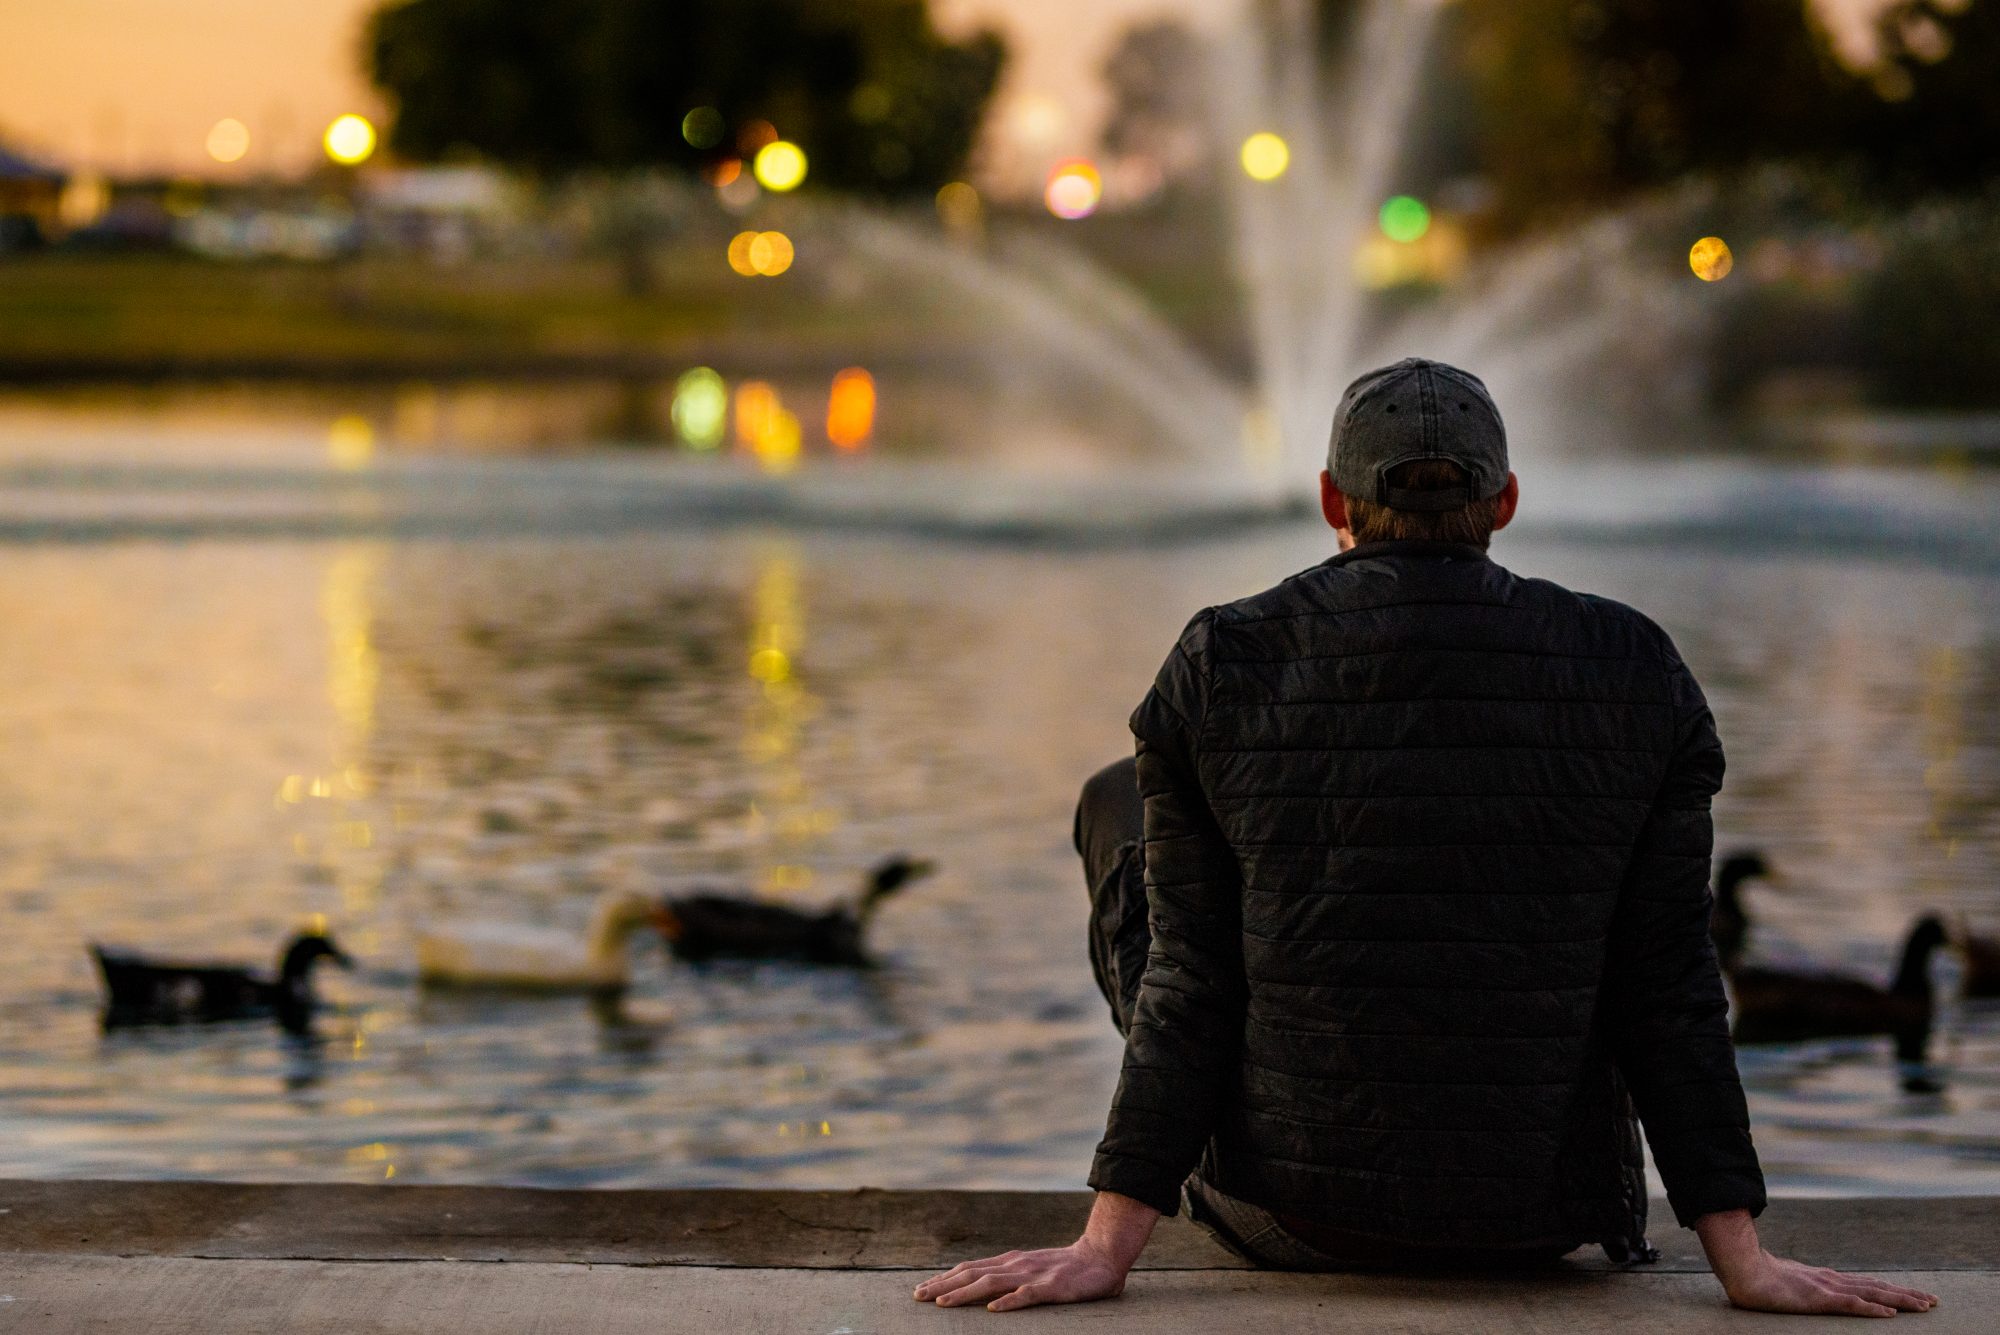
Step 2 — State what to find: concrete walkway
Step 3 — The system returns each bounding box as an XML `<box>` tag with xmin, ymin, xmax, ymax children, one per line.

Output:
<box><xmin>2</xmin><ymin>1182</ymin><xmax>1993</xmax><ymax>1332</ymax></box>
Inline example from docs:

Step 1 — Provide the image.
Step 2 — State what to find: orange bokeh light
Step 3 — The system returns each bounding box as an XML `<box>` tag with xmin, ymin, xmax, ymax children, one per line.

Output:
<box><xmin>826</xmin><ymin>368</ymin><xmax>876</xmax><ymax>450</ymax></box>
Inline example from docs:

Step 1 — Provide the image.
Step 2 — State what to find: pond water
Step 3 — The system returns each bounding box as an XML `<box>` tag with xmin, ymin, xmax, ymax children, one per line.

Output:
<box><xmin>0</xmin><ymin>385</ymin><xmax>1997</xmax><ymax>1202</ymax></box>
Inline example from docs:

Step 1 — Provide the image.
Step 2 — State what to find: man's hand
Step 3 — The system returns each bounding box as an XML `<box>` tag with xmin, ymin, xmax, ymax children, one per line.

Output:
<box><xmin>913</xmin><ymin>1190</ymin><xmax>1159</xmax><ymax>1313</ymax></box>
<box><xmin>912</xmin><ymin>1238</ymin><xmax>1128</xmax><ymax>1312</ymax></box>
<box><xmin>1696</xmin><ymin>1209</ymin><xmax>1938</xmax><ymax>1318</ymax></box>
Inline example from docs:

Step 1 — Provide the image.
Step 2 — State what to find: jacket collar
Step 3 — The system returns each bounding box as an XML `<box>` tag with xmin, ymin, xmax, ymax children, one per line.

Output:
<box><xmin>1325</xmin><ymin>539</ymin><xmax>1492</xmax><ymax>569</ymax></box>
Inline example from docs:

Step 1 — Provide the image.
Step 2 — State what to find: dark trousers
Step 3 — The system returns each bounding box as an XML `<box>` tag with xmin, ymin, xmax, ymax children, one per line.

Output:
<box><xmin>1074</xmin><ymin>757</ymin><xmax>1576</xmax><ymax>1272</ymax></box>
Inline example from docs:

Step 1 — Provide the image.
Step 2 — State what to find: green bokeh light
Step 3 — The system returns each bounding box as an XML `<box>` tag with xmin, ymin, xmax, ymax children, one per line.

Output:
<box><xmin>671</xmin><ymin>367</ymin><xmax>728</xmax><ymax>449</ymax></box>
<box><xmin>681</xmin><ymin>107</ymin><xmax>725</xmax><ymax>151</ymax></box>
<box><xmin>1379</xmin><ymin>195</ymin><xmax>1432</xmax><ymax>244</ymax></box>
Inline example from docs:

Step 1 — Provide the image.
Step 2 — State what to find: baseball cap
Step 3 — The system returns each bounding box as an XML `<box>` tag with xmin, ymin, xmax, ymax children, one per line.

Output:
<box><xmin>1327</xmin><ymin>358</ymin><xmax>1509</xmax><ymax>512</ymax></box>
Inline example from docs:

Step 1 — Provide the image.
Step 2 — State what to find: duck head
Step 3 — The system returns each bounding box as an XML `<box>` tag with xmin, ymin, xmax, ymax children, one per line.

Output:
<box><xmin>1893</xmin><ymin>915</ymin><xmax>1952</xmax><ymax>998</ymax></box>
<box><xmin>1714</xmin><ymin>851</ymin><xmax>1773</xmax><ymax>897</ymax></box>
<box><xmin>870</xmin><ymin>856</ymin><xmax>938</xmax><ymax>896</ymax></box>
<box><xmin>280</xmin><ymin>932</ymin><xmax>354</xmax><ymax>979</ymax></box>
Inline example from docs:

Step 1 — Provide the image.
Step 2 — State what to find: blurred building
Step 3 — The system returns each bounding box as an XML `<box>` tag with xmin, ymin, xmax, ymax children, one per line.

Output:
<box><xmin>0</xmin><ymin>142</ymin><xmax>65</xmax><ymax>250</ymax></box>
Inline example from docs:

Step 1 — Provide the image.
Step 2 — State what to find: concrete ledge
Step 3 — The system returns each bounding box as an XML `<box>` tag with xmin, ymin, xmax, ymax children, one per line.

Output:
<box><xmin>4</xmin><ymin>1181</ymin><xmax>1999</xmax><ymax>1272</ymax></box>
<box><xmin>3</xmin><ymin>1185</ymin><xmax>1995</xmax><ymax>1334</ymax></box>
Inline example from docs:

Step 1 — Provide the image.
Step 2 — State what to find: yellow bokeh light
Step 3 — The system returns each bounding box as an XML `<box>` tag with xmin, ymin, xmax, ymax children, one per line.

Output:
<box><xmin>57</xmin><ymin>173</ymin><xmax>110</xmax><ymax>229</ymax></box>
<box><xmin>749</xmin><ymin>647</ymin><xmax>792</xmax><ymax>683</ymax></box>
<box><xmin>826</xmin><ymin>367</ymin><xmax>876</xmax><ymax>450</ymax></box>
<box><xmin>729</xmin><ymin>230</ymin><xmax>795</xmax><ymax>277</ymax></box>
<box><xmin>735</xmin><ymin>381</ymin><xmax>802</xmax><ymax>473</ymax></box>
<box><xmin>935</xmin><ymin>180</ymin><xmax>982</xmax><ymax>234</ymax></box>
<box><xmin>1240</xmin><ymin>132</ymin><xmax>1290</xmax><ymax>182</ymax></box>
<box><xmin>753</xmin><ymin>140</ymin><xmax>808</xmax><ymax>192</ymax></box>
<box><xmin>324</xmin><ymin>114</ymin><xmax>377</xmax><ymax>166</ymax></box>
<box><xmin>1689</xmin><ymin>236</ymin><xmax>1734</xmax><ymax>282</ymax></box>
<box><xmin>206</xmin><ymin>118</ymin><xmax>251</xmax><ymax>164</ymax></box>
<box><xmin>749</xmin><ymin>230</ymin><xmax>794</xmax><ymax>276</ymax></box>
<box><xmin>1044</xmin><ymin>159</ymin><xmax>1103</xmax><ymax>220</ymax></box>
<box><xmin>328</xmin><ymin>415</ymin><xmax>375</xmax><ymax>470</ymax></box>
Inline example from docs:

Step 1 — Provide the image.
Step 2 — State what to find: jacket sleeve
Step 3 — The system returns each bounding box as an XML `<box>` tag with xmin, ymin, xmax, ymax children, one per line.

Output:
<box><xmin>1604</xmin><ymin>636</ymin><xmax>1767</xmax><ymax>1228</ymax></box>
<box><xmin>1087</xmin><ymin>610</ymin><xmax>1246</xmax><ymax>1216</ymax></box>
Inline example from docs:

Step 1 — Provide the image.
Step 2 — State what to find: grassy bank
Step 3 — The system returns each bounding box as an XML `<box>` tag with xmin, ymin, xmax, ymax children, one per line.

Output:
<box><xmin>0</xmin><ymin>251</ymin><xmax>971</xmax><ymax>379</ymax></box>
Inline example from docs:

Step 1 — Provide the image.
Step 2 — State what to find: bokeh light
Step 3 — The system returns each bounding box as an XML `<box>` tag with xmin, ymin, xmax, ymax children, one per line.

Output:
<box><xmin>826</xmin><ymin>368</ymin><xmax>876</xmax><ymax>450</ymax></box>
<box><xmin>1240</xmin><ymin>132</ymin><xmax>1291</xmax><ymax>182</ymax></box>
<box><xmin>206</xmin><ymin>118</ymin><xmax>250</xmax><ymax>164</ymax></box>
<box><xmin>323</xmin><ymin>115</ymin><xmax>377</xmax><ymax>166</ymax></box>
<box><xmin>1379</xmin><ymin>195</ymin><xmax>1431</xmax><ymax>244</ymax></box>
<box><xmin>729</xmin><ymin>231</ymin><xmax>794</xmax><ymax>277</ymax></box>
<box><xmin>936</xmin><ymin>181</ymin><xmax>983</xmax><ymax>234</ymax></box>
<box><xmin>56</xmin><ymin>173</ymin><xmax>110</xmax><ymax>229</ymax></box>
<box><xmin>1044</xmin><ymin>159</ymin><xmax>1103</xmax><ymax>221</ymax></box>
<box><xmin>671</xmin><ymin>368</ymin><xmax>728</xmax><ymax>449</ymax></box>
<box><xmin>1690</xmin><ymin>235</ymin><xmax>1735</xmax><ymax>282</ymax></box>
<box><xmin>327</xmin><ymin>415</ymin><xmax>375</xmax><ymax>470</ymax></box>
<box><xmin>751</xmin><ymin>231</ymin><xmax>794</xmax><ymax>276</ymax></box>
<box><xmin>682</xmin><ymin>106</ymin><xmax>725</xmax><ymax>150</ymax></box>
<box><xmin>735</xmin><ymin>381</ymin><xmax>802</xmax><ymax>474</ymax></box>
<box><xmin>738</xmin><ymin>119</ymin><xmax>779</xmax><ymax>154</ymax></box>
<box><xmin>753</xmin><ymin>141</ymin><xmax>808</xmax><ymax>192</ymax></box>
<box><xmin>705</xmin><ymin>158</ymin><xmax>743</xmax><ymax>187</ymax></box>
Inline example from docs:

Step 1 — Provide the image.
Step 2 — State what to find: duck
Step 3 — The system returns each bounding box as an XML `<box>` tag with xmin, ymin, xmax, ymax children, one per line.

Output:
<box><xmin>1710</xmin><ymin>850</ymin><xmax>1773</xmax><ymax>972</ymax></box>
<box><xmin>414</xmin><ymin>888</ymin><xmax>671</xmax><ymax>994</ymax></box>
<box><xmin>657</xmin><ymin>855</ymin><xmax>936</xmax><ymax>967</ymax></box>
<box><xmin>1729</xmin><ymin>914</ymin><xmax>1951</xmax><ymax>1062</ymax></box>
<box><xmin>1958</xmin><ymin>918</ymin><xmax>2000</xmax><ymax>997</ymax></box>
<box><xmin>91</xmin><ymin>931</ymin><xmax>352</xmax><ymax>1035</ymax></box>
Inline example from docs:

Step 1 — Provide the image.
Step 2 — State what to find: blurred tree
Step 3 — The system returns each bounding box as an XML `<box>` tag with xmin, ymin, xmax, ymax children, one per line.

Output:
<box><xmin>1860</xmin><ymin>0</ymin><xmax>2000</xmax><ymax>193</ymax></box>
<box><xmin>366</xmin><ymin>0</ymin><xmax>1004</xmax><ymax>196</ymax></box>
<box><xmin>1447</xmin><ymin>0</ymin><xmax>1865</xmax><ymax>227</ymax></box>
<box><xmin>1100</xmin><ymin>20</ymin><xmax>1214</xmax><ymax>183</ymax></box>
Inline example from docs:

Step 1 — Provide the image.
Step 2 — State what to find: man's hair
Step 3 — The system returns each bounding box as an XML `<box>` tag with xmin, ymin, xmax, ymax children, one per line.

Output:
<box><xmin>1344</xmin><ymin>459</ymin><xmax>1504</xmax><ymax>547</ymax></box>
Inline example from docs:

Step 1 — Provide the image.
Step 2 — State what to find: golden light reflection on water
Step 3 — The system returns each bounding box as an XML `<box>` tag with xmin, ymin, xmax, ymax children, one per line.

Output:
<box><xmin>319</xmin><ymin>547</ymin><xmax>385</xmax><ymax>936</ymax></box>
<box><xmin>744</xmin><ymin>550</ymin><xmax>834</xmax><ymax>898</ymax></box>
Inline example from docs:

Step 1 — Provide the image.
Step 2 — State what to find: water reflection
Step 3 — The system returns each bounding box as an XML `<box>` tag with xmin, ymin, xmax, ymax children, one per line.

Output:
<box><xmin>0</xmin><ymin>471</ymin><xmax>1994</xmax><ymax>1191</ymax></box>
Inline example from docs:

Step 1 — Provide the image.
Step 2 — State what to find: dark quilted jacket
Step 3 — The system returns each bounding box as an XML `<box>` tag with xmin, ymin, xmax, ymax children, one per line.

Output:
<box><xmin>1088</xmin><ymin>540</ymin><xmax>1765</xmax><ymax>1252</ymax></box>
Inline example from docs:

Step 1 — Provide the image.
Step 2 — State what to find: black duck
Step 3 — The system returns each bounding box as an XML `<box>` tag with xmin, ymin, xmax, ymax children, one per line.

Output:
<box><xmin>1730</xmin><ymin>915</ymin><xmax>1950</xmax><ymax>1062</ymax></box>
<box><xmin>91</xmin><ymin>931</ymin><xmax>352</xmax><ymax>1034</ymax></box>
<box><xmin>657</xmin><ymin>856</ymin><xmax>935</xmax><ymax>966</ymax></box>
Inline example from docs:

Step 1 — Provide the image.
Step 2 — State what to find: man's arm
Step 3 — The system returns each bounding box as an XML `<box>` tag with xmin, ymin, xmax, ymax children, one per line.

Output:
<box><xmin>1608</xmin><ymin>641</ymin><xmax>1933</xmax><ymax>1317</ymax></box>
<box><xmin>916</xmin><ymin>612</ymin><xmax>1243</xmax><ymax>1314</ymax></box>
<box><xmin>913</xmin><ymin>1191</ymin><xmax>1158</xmax><ymax>1311</ymax></box>
<box><xmin>1696</xmin><ymin>1209</ymin><xmax>1936</xmax><ymax>1317</ymax></box>
<box><xmin>1087</xmin><ymin>611</ymin><xmax>1246</xmax><ymax>1216</ymax></box>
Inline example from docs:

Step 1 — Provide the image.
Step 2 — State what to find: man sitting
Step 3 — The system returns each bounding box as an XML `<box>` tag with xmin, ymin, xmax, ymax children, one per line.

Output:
<box><xmin>914</xmin><ymin>359</ymin><xmax>1937</xmax><ymax>1318</ymax></box>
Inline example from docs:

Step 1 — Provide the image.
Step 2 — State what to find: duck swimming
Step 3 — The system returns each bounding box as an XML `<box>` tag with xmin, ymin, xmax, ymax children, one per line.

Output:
<box><xmin>1709</xmin><ymin>850</ymin><xmax>1773</xmax><ymax>972</ymax></box>
<box><xmin>1730</xmin><ymin>914</ymin><xmax>1950</xmax><ymax>1062</ymax></box>
<box><xmin>657</xmin><ymin>856</ymin><xmax>935</xmax><ymax>967</ymax></box>
<box><xmin>91</xmin><ymin>931</ymin><xmax>352</xmax><ymax>1034</ymax></box>
<box><xmin>414</xmin><ymin>889</ymin><xmax>671</xmax><ymax>994</ymax></box>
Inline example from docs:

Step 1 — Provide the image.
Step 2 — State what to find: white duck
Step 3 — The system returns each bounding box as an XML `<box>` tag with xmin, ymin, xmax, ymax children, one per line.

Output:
<box><xmin>414</xmin><ymin>890</ymin><xmax>669</xmax><ymax>994</ymax></box>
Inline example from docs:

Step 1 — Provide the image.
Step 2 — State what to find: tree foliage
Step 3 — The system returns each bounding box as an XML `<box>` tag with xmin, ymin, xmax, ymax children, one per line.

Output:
<box><xmin>1860</xmin><ymin>0</ymin><xmax>2000</xmax><ymax>192</ymax></box>
<box><xmin>1447</xmin><ymin>0</ymin><xmax>1867</xmax><ymax>226</ymax></box>
<box><xmin>365</xmin><ymin>0</ymin><xmax>1005</xmax><ymax>196</ymax></box>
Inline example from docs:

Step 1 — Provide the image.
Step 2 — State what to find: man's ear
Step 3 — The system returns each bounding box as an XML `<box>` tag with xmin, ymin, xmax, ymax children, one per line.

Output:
<box><xmin>1491</xmin><ymin>472</ymin><xmax>1520</xmax><ymax>533</ymax></box>
<box><xmin>1319</xmin><ymin>470</ymin><xmax>1350</xmax><ymax>534</ymax></box>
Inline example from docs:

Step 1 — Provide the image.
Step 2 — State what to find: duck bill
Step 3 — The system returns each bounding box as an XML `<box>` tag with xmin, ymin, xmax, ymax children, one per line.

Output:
<box><xmin>650</xmin><ymin>905</ymin><xmax>684</xmax><ymax>943</ymax></box>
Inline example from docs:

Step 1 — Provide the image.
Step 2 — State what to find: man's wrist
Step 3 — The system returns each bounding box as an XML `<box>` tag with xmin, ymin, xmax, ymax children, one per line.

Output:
<box><xmin>1081</xmin><ymin>1190</ymin><xmax>1161</xmax><ymax>1275</ymax></box>
<box><xmin>1693</xmin><ymin>1208</ymin><xmax>1764</xmax><ymax>1289</ymax></box>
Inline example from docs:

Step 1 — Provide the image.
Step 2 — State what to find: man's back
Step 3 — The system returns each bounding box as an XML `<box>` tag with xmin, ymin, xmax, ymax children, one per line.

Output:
<box><xmin>1089</xmin><ymin>539</ymin><xmax>1763</xmax><ymax>1254</ymax></box>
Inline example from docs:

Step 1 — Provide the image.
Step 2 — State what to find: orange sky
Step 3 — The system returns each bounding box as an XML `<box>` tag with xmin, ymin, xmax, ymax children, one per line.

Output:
<box><xmin>0</xmin><ymin>0</ymin><xmax>1889</xmax><ymax>179</ymax></box>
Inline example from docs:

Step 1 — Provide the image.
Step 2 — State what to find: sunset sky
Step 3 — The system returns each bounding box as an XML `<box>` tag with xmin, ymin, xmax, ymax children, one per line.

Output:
<box><xmin>0</xmin><ymin>0</ymin><xmax>1891</xmax><ymax>181</ymax></box>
